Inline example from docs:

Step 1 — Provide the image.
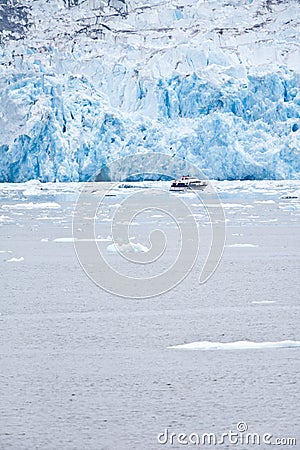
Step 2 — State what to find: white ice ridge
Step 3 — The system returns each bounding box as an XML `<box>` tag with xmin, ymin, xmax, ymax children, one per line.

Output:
<box><xmin>169</xmin><ymin>340</ymin><xmax>300</xmax><ymax>350</ymax></box>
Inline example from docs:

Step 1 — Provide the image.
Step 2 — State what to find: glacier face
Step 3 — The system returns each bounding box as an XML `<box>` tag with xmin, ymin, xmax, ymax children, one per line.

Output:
<box><xmin>0</xmin><ymin>0</ymin><xmax>299</xmax><ymax>181</ymax></box>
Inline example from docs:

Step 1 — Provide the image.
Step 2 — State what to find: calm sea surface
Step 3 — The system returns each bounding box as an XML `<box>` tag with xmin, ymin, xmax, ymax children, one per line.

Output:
<box><xmin>0</xmin><ymin>181</ymin><xmax>299</xmax><ymax>449</ymax></box>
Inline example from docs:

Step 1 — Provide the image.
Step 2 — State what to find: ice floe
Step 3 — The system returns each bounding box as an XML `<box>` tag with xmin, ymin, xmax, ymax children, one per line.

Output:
<box><xmin>107</xmin><ymin>242</ymin><xmax>149</xmax><ymax>253</ymax></box>
<box><xmin>253</xmin><ymin>200</ymin><xmax>276</xmax><ymax>204</ymax></box>
<box><xmin>252</xmin><ymin>301</ymin><xmax>276</xmax><ymax>304</ymax></box>
<box><xmin>169</xmin><ymin>340</ymin><xmax>300</xmax><ymax>350</ymax></box>
<box><xmin>7</xmin><ymin>257</ymin><xmax>24</xmax><ymax>263</ymax></box>
<box><xmin>0</xmin><ymin>215</ymin><xmax>11</xmax><ymax>221</ymax></box>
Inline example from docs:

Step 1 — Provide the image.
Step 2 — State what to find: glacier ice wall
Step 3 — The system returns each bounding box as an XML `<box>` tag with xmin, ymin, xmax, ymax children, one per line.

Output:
<box><xmin>0</xmin><ymin>66</ymin><xmax>299</xmax><ymax>182</ymax></box>
<box><xmin>0</xmin><ymin>0</ymin><xmax>299</xmax><ymax>181</ymax></box>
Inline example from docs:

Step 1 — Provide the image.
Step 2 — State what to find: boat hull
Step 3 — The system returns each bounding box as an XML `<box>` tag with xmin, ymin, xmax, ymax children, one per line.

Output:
<box><xmin>170</xmin><ymin>183</ymin><xmax>207</xmax><ymax>192</ymax></box>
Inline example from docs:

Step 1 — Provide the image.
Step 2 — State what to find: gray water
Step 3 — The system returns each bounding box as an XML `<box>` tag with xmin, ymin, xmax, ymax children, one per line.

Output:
<box><xmin>0</xmin><ymin>181</ymin><xmax>299</xmax><ymax>449</ymax></box>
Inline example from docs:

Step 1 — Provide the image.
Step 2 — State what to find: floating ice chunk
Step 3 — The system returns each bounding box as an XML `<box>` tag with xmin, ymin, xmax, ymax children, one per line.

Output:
<box><xmin>107</xmin><ymin>242</ymin><xmax>149</xmax><ymax>253</ymax></box>
<box><xmin>279</xmin><ymin>204</ymin><xmax>300</xmax><ymax>211</ymax></box>
<box><xmin>253</xmin><ymin>200</ymin><xmax>275</xmax><ymax>204</ymax></box>
<box><xmin>0</xmin><ymin>215</ymin><xmax>11</xmax><ymax>221</ymax></box>
<box><xmin>23</xmin><ymin>180</ymin><xmax>42</xmax><ymax>196</ymax></box>
<box><xmin>54</xmin><ymin>237</ymin><xmax>76</xmax><ymax>242</ymax></box>
<box><xmin>2</xmin><ymin>202</ymin><xmax>61</xmax><ymax>210</ymax></box>
<box><xmin>7</xmin><ymin>257</ymin><xmax>24</xmax><ymax>263</ymax></box>
<box><xmin>169</xmin><ymin>340</ymin><xmax>300</xmax><ymax>350</ymax></box>
<box><xmin>24</xmin><ymin>180</ymin><xmax>41</xmax><ymax>186</ymax></box>
<box><xmin>225</xmin><ymin>244</ymin><xmax>258</xmax><ymax>248</ymax></box>
<box><xmin>252</xmin><ymin>300</ymin><xmax>276</xmax><ymax>304</ymax></box>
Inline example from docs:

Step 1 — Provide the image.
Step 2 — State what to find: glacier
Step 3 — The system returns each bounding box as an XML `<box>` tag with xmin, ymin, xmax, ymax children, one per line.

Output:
<box><xmin>0</xmin><ymin>0</ymin><xmax>299</xmax><ymax>182</ymax></box>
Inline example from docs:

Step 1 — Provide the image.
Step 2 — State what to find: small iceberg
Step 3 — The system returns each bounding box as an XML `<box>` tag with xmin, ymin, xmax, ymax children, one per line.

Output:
<box><xmin>169</xmin><ymin>340</ymin><xmax>300</xmax><ymax>350</ymax></box>
<box><xmin>252</xmin><ymin>300</ymin><xmax>276</xmax><ymax>304</ymax></box>
<box><xmin>107</xmin><ymin>242</ymin><xmax>149</xmax><ymax>253</ymax></box>
<box><xmin>54</xmin><ymin>237</ymin><xmax>76</xmax><ymax>243</ymax></box>
<box><xmin>7</xmin><ymin>257</ymin><xmax>24</xmax><ymax>263</ymax></box>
